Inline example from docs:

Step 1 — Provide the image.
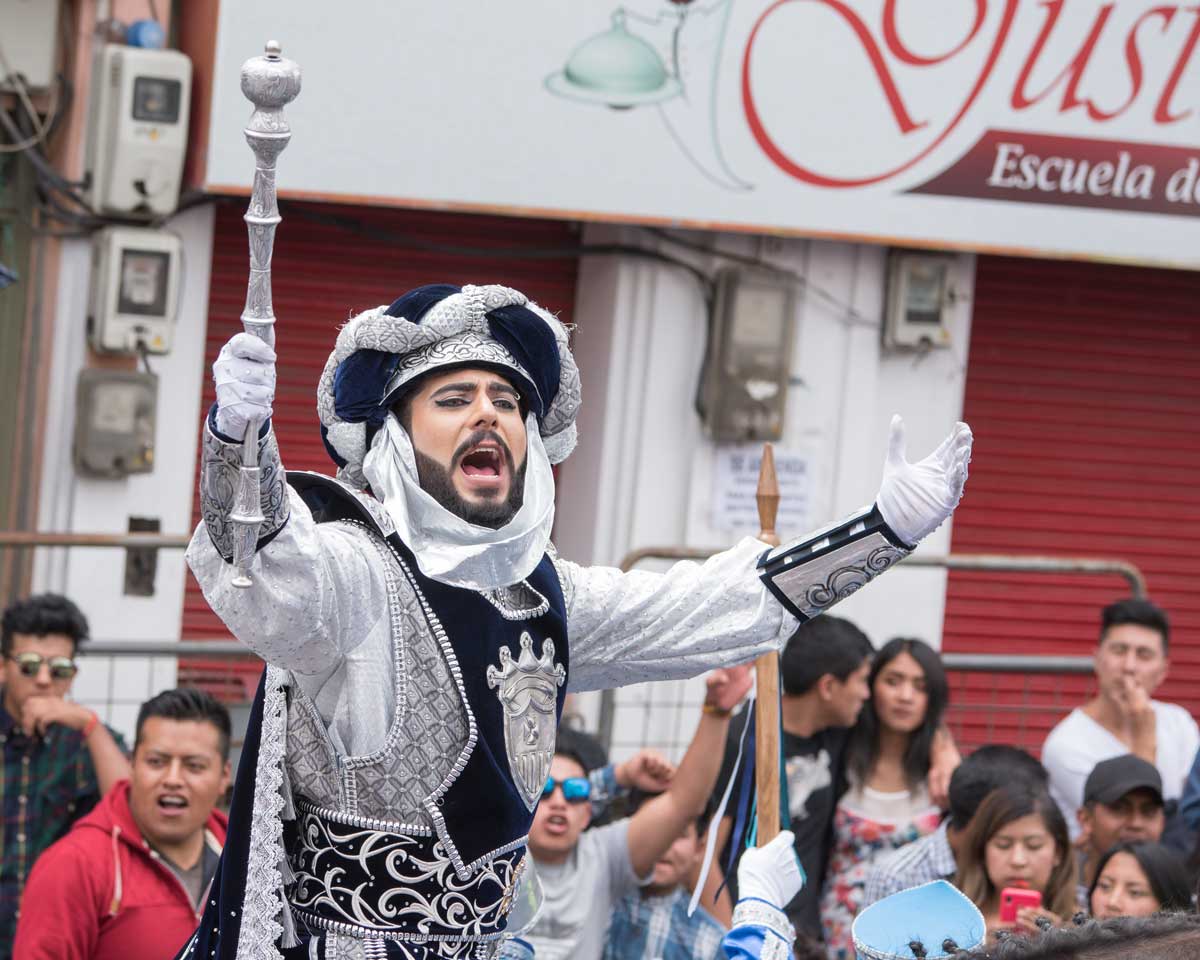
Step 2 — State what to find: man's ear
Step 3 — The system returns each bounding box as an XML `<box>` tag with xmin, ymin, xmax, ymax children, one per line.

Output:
<box><xmin>220</xmin><ymin>760</ymin><xmax>233</xmax><ymax>795</ymax></box>
<box><xmin>1076</xmin><ymin>805</ymin><xmax>1093</xmax><ymax>844</ymax></box>
<box><xmin>815</xmin><ymin>674</ymin><xmax>838</xmax><ymax>702</ymax></box>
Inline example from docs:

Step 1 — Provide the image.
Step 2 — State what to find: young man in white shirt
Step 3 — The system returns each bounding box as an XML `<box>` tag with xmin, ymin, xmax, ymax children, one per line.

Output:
<box><xmin>524</xmin><ymin>666</ymin><xmax>750</xmax><ymax>960</ymax></box>
<box><xmin>1041</xmin><ymin>598</ymin><xmax>1198</xmax><ymax>839</ymax></box>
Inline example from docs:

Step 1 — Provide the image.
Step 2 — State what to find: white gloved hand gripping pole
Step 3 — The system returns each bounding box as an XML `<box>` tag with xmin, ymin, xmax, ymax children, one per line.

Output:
<box><xmin>230</xmin><ymin>42</ymin><xmax>301</xmax><ymax>588</ymax></box>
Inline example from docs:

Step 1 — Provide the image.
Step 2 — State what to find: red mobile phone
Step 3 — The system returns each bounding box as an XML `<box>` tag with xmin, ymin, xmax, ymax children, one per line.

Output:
<box><xmin>999</xmin><ymin>887</ymin><xmax>1042</xmax><ymax>923</ymax></box>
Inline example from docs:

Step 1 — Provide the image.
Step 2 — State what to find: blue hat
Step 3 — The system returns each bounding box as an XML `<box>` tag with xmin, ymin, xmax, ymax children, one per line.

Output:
<box><xmin>317</xmin><ymin>283</ymin><xmax>580</xmax><ymax>487</ymax></box>
<box><xmin>852</xmin><ymin>881</ymin><xmax>986</xmax><ymax>959</ymax></box>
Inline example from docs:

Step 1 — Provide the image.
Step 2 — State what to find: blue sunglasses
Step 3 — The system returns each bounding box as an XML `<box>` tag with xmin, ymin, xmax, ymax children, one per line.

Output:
<box><xmin>542</xmin><ymin>776</ymin><xmax>591</xmax><ymax>803</ymax></box>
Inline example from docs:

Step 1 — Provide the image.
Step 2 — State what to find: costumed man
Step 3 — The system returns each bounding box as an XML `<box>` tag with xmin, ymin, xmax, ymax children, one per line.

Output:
<box><xmin>181</xmin><ymin>282</ymin><xmax>973</xmax><ymax>959</ymax></box>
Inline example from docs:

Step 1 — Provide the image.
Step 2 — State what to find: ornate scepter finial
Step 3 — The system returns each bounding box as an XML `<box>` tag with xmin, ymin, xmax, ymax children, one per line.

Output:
<box><xmin>230</xmin><ymin>41</ymin><xmax>301</xmax><ymax>589</ymax></box>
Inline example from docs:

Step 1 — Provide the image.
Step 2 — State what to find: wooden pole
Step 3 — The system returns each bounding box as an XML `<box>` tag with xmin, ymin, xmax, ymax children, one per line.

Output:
<box><xmin>753</xmin><ymin>443</ymin><xmax>782</xmax><ymax>844</ymax></box>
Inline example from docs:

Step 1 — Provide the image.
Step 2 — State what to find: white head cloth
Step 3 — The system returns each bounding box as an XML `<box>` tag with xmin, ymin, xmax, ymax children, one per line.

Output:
<box><xmin>362</xmin><ymin>412</ymin><xmax>556</xmax><ymax>590</ymax></box>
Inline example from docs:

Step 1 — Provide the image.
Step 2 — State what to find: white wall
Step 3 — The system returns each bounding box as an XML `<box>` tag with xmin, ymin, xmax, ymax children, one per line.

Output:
<box><xmin>556</xmin><ymin>225</ymin><xmax>975</xmax><ymax>759</ymax></box>
<box><xmin>32</xmin><ymin>204</ymin><xmax>215</xmax><ymax>737</ymax></box>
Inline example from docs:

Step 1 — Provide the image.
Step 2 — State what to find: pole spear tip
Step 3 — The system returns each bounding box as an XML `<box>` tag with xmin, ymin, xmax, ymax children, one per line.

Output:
<box><xmin>756</xmin><ymin>442</ymin><xmax>781</xmax><ymax>547</ymax></box>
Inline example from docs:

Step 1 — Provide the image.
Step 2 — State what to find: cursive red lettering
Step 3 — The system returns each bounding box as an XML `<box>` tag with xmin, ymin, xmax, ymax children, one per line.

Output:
<box><xmin>743</xmin><ymin>0</ymin><xmax>1020</xmax><ymax>187</ymax></box>
<box><xmin>746</xmin><ymin>0</ymin><xmax>924</xmax><ymax>136</ymax></box>
<box><xmin>1155</xmin><ymin>5</ymin><xmax>1200</xmax><ymax>122</ymax></box>
<box><xmin>882</xmin><ymin>0</ymin><xmax>987</xmax><ymax>65</ymax></box>
<box><xmin>1011</xmin><ymin>1</ymin><xmax>1123</xmax><ymax>120</ymax></box>
<box><xmin>1114</xmin><ymin>7</ymin><xmax>1178</xmax><ymax>121</ymax></box>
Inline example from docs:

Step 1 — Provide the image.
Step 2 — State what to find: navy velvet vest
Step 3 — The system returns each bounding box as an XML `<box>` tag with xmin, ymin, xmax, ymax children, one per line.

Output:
<box><xmin>385</xmin><ymin>534</ymin><xmax>569</xmax><ymax>869</ymax></box>
<box><xmin>293</xmin><ymin>472</ymin><xmax>570</xmax><ymax>869</ymax></box>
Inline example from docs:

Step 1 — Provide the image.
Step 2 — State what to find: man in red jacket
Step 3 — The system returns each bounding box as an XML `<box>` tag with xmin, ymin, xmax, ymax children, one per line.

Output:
<box><xmin>13</xmin><ymin>688</ymin><xmax>231</xmax><ymax>960</ymax></box>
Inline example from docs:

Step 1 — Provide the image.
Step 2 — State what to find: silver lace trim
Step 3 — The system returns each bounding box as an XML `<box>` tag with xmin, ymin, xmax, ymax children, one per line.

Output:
<box><xmin>322</xmin><ymin>933</ymin><xmax>502</xmax><ymax>959</ymax></box>
<box><xmin>295</xmin><ymin>797</ymin><xmax>431</xmax><ymax>837</ymax></box>
<box><xmin>732</xmin><ymin>898</ymin><xmax>795</xmax><ymax>944</ymax></box>
<box><xmin>235</xmin><ymin>664</ymin><xmax>290</xmax><ymax>959</ymax></box>
<box><xmin>481</xmin><ymin>582</ymin><xmax>550</xmax><ymax>621</ymax></box>
<box><xmin>284</xmin><ymin>520</ymin><xmax>468</xmax><ymax>822</ymax></box>
<box><xmin>199</xmin><ymin>422</ymin><xmax>290</xmax><ymax>563</ymax></box>
<box><xmin>388</xmin><ymin>333</ymin><xmax>535</xmax><ymax>404</ymax></box>
<box><xmin>765</xmin><ymin>530</ymin><xmax>909</xmax><ymax>620</ymax></box>
<box><xmin>298</xmin><ymin>913</ymin><xmax>507</xmax><ymax>953</ymax></box>
<box><xmin>386</xmin><ymin>545</ymin><xmax>485</xmax><ymax>880</ymax></box>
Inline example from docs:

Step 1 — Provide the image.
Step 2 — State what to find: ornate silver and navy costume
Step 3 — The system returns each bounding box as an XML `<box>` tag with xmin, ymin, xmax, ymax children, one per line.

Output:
<box><xmin>181</xmin><ymin>283</ymin><xmax>921</xmax><ymax>960</ymax></box>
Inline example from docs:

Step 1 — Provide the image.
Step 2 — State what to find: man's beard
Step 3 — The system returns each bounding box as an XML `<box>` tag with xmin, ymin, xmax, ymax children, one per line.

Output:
<box><xmin>412</xmin><ymin>433</ymin><xmax>527</xmax><ymax>530</ymax></box>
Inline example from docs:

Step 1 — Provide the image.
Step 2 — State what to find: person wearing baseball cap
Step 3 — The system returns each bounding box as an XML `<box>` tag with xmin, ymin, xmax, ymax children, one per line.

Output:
<box><xmin>1075</xmin><ymin>755</ymin><xmax>1165</xmax><ymax>906</ymax></box>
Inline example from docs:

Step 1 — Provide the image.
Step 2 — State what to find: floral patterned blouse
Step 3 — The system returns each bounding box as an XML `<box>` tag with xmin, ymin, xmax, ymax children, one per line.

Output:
<box><xmin>819</xmin><ymin>783</ymin><xmax>943</xmax><ymax>958</ymax></box>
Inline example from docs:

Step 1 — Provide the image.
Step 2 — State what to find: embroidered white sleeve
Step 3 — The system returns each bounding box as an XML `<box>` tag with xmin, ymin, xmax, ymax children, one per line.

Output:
<box><xmin>560</xmin><ymin>537</ymin><xmax>799</xmax><ymax>693</ymax></box>
<box><xmin>186</xmin><ymin>486</ymin><xmax>390</xmax><ymax>676</ymax></box>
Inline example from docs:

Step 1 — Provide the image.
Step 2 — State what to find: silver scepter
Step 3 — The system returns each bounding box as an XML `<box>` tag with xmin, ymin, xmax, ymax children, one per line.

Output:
<box><xmin>230</xmin><ymin>40</ymin><xmax>301</xmax><ymax>589</ymax></box>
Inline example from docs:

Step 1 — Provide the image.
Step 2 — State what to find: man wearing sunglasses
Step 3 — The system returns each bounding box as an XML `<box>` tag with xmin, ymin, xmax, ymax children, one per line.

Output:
<box><xmin>0</xmin><ymin>594</ymin><xmax>130</xmax><ymax>958</ymax></box>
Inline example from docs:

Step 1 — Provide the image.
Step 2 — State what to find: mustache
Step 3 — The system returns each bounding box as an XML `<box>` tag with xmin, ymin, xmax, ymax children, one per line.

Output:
<box><xmin>452</xmin><ymin>430</ymin><xmax>515</xmax><ymax>472</ymax></box>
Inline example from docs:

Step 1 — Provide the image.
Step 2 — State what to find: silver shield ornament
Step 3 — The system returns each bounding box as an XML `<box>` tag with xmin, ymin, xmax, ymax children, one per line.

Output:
<box><xmin>487</xmin><ymin>632</ymin><xmax>566</xmax><ymax>811</ymax></box>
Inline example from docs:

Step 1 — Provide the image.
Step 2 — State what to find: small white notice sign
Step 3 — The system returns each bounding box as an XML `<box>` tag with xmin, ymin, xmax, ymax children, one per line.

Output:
<box><xmin>712</xmin><ymin>445</ymin><xmax>812</xmax><ymax>536</ymax></box>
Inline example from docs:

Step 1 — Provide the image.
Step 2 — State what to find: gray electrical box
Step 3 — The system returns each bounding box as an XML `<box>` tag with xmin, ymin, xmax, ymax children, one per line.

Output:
<box><xmin>700</xmin><ymin>268</ymin><xmax>796</xmax><ymax>443</ymax></box>
<box><xmin>0</xmin><ymin>0</ymin><xmax>60</xmax><ymax>92</ymax></box>
<box><xmin>73</xmin><ymin>369</ymin><xmax>157</xmax><ymax>478</ymax></box>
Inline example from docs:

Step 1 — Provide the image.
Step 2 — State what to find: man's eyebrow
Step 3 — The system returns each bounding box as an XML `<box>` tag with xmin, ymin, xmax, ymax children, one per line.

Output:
<box><xmin>430</xmin><ymin>381</ymin><xmax>478</xmax><ymax>397</ymax></box>
<box><xmin>487</xmin><ymin>381</ymin><xmax>520</xmax><ymax>399</ymax></box>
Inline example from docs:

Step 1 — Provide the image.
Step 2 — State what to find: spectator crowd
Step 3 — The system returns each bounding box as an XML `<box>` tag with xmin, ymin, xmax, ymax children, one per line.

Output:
<box><xmin>3</xmin><ymin>589</ymin><xmax>1200</xmax><ymax>958</ymax></box>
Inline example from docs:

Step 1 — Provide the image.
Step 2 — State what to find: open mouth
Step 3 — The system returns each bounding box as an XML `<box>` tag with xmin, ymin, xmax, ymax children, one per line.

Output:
<box><xmin>543</xmin><ymin>813</ymin><xmax>568</xmax><ymax>835</ymax></box>
<box><xmin>459</xmin><ymin>445</ymin><xmax>504</xmax><ymax>479</ymax></box>
<box><xmin>158</xmin><ymin>795</ymin><xmax>189</xmax><ymax>814</ymax></box>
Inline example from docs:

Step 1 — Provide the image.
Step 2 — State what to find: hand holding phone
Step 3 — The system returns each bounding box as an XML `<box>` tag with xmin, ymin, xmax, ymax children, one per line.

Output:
<box><xmin>999</xmin><ymin>887</ymin><xmax>1042</xmax><ymax>924</ymax></box>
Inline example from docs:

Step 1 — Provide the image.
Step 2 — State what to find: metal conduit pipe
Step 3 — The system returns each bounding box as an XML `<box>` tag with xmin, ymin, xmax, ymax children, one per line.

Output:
<box><xmin>0</xmin><ymin>532</ymin><xmax>192</xmax><ymax>548</ymax></box>
<box><xmin>598</xmin><ymin>546</ymin><xmax>1140</xmax><ymax>750</ymax></box>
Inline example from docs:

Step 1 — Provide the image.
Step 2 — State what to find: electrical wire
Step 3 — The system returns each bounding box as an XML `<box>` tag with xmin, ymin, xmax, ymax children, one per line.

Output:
<box><xmin>644</xmin><ymin>226</ymin><xmax>879</xmax><ymax>329</ymax></box>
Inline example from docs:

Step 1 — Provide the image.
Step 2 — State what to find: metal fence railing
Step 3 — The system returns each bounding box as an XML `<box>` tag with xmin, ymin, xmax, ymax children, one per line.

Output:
<box><xmin>596</xmin><ymin>547</ymin><xmax>1136</xmax><ymax>759</ymax></box>
<box><xmin>599</xmin><ymin>653</ymin><xmax>1096</xmax><ymax>764</ymax></box>
<box><xmin>5</xmin><ymin>532</ymin><xmax>1126</xmax><ymax>764</ymax></box>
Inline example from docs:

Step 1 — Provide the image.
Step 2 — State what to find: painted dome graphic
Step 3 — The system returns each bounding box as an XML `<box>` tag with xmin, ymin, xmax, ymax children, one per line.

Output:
<box><xmin>546</xmin><ymin>12</ymin><xmax>681</xmax><ymax>107</ymax></box>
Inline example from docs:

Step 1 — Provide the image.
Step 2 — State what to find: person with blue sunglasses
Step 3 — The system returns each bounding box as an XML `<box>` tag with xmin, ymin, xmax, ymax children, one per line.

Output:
<box><xmin>526</xmin><ymin>666</ymin><xmax>752</xmax><ymax>960</ymax></box>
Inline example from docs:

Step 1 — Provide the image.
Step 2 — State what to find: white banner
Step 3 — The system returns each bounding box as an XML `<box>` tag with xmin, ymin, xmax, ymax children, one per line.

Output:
<box><xmin>204</xmin><ymin>1</ymin><xmax>1200</xmax><ymax>268</ymax></box>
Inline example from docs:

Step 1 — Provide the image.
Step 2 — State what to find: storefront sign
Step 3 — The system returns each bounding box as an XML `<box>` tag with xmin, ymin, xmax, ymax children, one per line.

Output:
<box><xmin>204</xmin><ymin>2</ymin><xmax>1200</xmax><ymax>268</ymax></box>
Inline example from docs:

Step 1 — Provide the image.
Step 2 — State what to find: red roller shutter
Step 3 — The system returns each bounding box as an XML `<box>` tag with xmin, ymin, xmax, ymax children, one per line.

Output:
<box><xmin>942</xmin><ymin>256</ymin><xmax>1200</xmax><ymax>752</ymax></box>
<box><xmin>182</xmin><ymin>201</ymin><xmax>580</xmax><ymax>668</ymax></box>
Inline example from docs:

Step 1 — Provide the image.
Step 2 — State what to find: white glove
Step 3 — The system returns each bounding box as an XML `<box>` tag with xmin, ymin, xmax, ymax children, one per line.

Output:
<box><xmin>737</xmin><ymin>830</ymin><xmax>804</xmax><ymax>908</ymax></box>
<box><xmin>213</xmin><ymin>333</ymin><xmax>276</xmax><ymax>440</ymax></box>
<box><xmin>876</xmin><ymin>415</ymin><xmax>972</xmax><ymax>546</ymax></box>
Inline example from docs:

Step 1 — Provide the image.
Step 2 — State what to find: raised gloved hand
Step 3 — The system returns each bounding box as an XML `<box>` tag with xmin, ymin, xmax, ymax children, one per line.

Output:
<box><xmin>213</xmin><ymin>333</ymin><xmax>276</xmax><ymax>440</ymax></box>
<box><xmin>737</xmin><ymin>830</ymin><xmax>804</xmax><ymax>908</ymax></box>
<box><xmin>876</xmin><ymin>415</ymin><xmax>972</xmax><ymax>546</ymax></box>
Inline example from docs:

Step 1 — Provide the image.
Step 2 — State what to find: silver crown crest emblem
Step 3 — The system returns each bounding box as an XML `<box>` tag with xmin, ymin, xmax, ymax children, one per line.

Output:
<box><xmin>488</xmin><ymin>632</ymin><xmax>565</xmax><ymax>811</ymax></box>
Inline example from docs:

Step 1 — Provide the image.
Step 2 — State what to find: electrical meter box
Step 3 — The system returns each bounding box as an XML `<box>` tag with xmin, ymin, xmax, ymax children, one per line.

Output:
<box><xmin>700</xmin><ymin>268</ymin><xmax>796</xmax><ymax>442</ymax></box>
<box><xmin>88</xmin><ymin>226</ymin><xmax>182</xmax><ymax>354</ymax></box>
<box><xmin>84</xmin><ymin>45</ymin><xmax>191</xmax><ymax>217</ymax></box>
<box><xmin>0</xmin><ymin>0</ymin><xmax>60</xmax><ymax>91</ymax></box>
<box><xmin>883</xmin><ymin>252</ymin><xmax>955</xmax><ymax>349</ymax></box>
<box><xmin>73</xmin><ymin>369</ymin><xmax>157</xmax><ymax>478</ymax></box>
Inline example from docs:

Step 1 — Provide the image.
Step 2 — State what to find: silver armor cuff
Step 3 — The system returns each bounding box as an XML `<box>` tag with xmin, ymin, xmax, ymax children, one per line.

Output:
<box><xmin>757</xmin><ymin>505</ymin><xmax>911</xmax><ymax>621</ymax></box>
<box><xmin>199</xmin><ymin>420</ymin><xmax>290</xmax><ymax>563</ymax></box>
<box><xmin>732</xmin><ymin>898</ymin><xmax>795</xmax><ymax>944</ymax></box>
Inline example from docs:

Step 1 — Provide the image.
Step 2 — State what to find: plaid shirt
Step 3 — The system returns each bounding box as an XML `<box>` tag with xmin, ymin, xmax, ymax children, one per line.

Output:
<box><xmin>603</xmin><ymin>888</ymin><xmax>725</xmax><ymax>960</ymax></box>
<box><xmin>0</xmin><ymin>695</ymin><xmax>125</xmax><ymax>958</ymax></box>
<box><xmin>861</xmin><ymin>820</ymin><xmax>958</xmax><ymax>908</ymax></box>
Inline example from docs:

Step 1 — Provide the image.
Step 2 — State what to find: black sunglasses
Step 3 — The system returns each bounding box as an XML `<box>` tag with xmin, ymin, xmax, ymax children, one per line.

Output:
<box><xmin>9</xmin><ymin>652</ymin><xmax>78</xmax><ymax>680</ymax></box>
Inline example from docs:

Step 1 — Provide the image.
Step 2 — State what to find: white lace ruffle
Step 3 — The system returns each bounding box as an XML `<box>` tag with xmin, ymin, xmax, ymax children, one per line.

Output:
<box><xmin>235</xmin><ymin>665</ymin><xmax>289</xmax><ymax>959</ymax></box>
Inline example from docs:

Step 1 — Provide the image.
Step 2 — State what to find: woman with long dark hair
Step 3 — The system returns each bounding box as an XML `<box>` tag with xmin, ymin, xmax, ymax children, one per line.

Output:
<box><xmin>820</xmin><ymin>637</ymin><xmax>950</xmax><ymax>957</ymax></box>
<box><xmin>1088</xmin><ymin>841</ymin><xmax>1192</xmax><ymax>918</ymax></box>
<box><xmin>954</xmin><ymin>782</ymin><xmax>1076</xmax><ymax>935</ymax></box>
